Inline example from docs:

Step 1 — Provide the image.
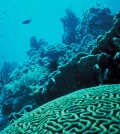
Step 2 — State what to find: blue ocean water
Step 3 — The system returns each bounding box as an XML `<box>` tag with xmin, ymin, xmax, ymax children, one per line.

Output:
<box><xmin>0</xmin><ymin>0</ymin><xmax>120</xmax><ymax>63</ymax></box>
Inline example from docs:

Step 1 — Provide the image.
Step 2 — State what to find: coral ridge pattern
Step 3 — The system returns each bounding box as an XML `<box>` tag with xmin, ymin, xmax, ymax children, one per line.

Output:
<box><xmin>1</xmin><ymin>84</ymin><xmax>120</xmax><ymax>133</ymax></box>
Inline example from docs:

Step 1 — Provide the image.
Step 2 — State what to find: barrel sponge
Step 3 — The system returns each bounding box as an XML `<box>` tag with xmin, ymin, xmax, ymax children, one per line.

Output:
<box><xmin>1</xmin><ymin>84</ymin><xmax>120</xmax><ymax>133</ymax></box>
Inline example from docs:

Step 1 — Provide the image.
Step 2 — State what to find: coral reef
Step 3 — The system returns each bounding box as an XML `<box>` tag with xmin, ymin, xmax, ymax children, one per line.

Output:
<box><xmin>60</xmin><ymin>7</ymin><xmax>79</xmax><ymax>45</ymax></box>
<box><xmin>0</xmin><ymin>5</ymin><xmax>119</xmax><ymax>132</ymax></box>
<box><xmin>1</xmin><ymin>84</ymin><xmax>120</xmax><ymax>133</ymax></box>
<box><xmin>43</xmin><ymin>54</ymin><xmax>99</xmax><ymax>101</ymax></box>
<box><xmin>2</xmin><ymin>63</ymin><xmax>48</xmax><ymax>113</ymax></box>
<box><xmin>27</xmin><ymin>36</ymin><xmax>48</xmax><ymax>57</ymax></box>
<box><xmin>0</xmin><ymin>62</ymin><xmax>18</xmax><ymax>85</ymax></box>
<box><xmin>48</xmin><ymin>59</ymin><xmax>58</xmax><ymax>72</ymax></box>
<box><xmin>78</xmin><ymin>4</ymin><xmax>113</xmax><ymax>38</ymax></box>
<box><xmin>97</xmin><ymin>13</ymin><xmax>120</xmax><ymax>54</ymax></box>
<box><xmin>77</xmin><ymin>3</ymin><xmax>114</xmax><ymax>52</ymax></box>
<box><xmin>0</xmin><ymin>60</ymin><xmax>49</xmax><ymax>130</ymax></box>
<box><xmin>93</xmin><ymin>11</ymin><xmax>120</xmax><ymax>84</ymax></box>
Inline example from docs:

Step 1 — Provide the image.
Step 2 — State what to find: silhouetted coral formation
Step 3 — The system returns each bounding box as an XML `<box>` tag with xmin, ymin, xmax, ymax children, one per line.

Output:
<box><xmin>94</xmin><ymin>11</ymin><xmax>120</xmax><ymax>84</ymax></box>
<box><xmin>61</xmin><ymin>7</ymin><xmax>79</xmax><ymax>45</ymax></box>
<box><xmin>77</xmin><ymin>3</ymin><xmax>114</xmax><ymax>52</ymax></box>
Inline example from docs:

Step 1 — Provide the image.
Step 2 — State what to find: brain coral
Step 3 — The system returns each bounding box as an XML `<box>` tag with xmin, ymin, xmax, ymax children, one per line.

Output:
<box><xmin>1</xmin><ymin>84</ymin><xmax>120</xmax><ymax>134</ymax></box>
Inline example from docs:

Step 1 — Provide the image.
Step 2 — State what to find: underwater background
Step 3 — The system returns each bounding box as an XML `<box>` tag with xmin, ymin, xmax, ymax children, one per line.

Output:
<box><xmin>0</xmin><ymin>0</ymin><xmax>120</xmax><ymax>63</ymax></box>
<box><xmin>0</xmin><ymin>0</ymin><xmax>120</xmax><ymax>133</ymax></box>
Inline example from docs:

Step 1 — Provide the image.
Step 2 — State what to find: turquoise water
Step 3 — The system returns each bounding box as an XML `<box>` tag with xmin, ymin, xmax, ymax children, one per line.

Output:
<box><xmin>0</xmin><ymin>0</ymin><xmax>120</xmax><ymax>62</ymax></box>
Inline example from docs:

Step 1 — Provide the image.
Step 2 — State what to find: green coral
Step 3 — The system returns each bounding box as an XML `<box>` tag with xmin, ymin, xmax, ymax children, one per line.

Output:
<box><xmin>1</xmin><ymin>84</ymin><xmax>120</xmax><ymax>133</ymax></box>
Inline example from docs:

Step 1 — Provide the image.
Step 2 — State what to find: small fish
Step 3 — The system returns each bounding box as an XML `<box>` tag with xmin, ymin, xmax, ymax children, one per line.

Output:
<box><xmin>22</xmin><ymin>19</ymin><xmax>31</xmax><ymax>24</ymax></box>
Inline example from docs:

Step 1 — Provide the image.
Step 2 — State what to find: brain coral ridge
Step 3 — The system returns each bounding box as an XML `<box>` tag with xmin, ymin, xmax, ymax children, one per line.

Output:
<box><xmin>1</xmin><ymin>84</ymin><xmax>120</xmax><ymax>134</ymax></box>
